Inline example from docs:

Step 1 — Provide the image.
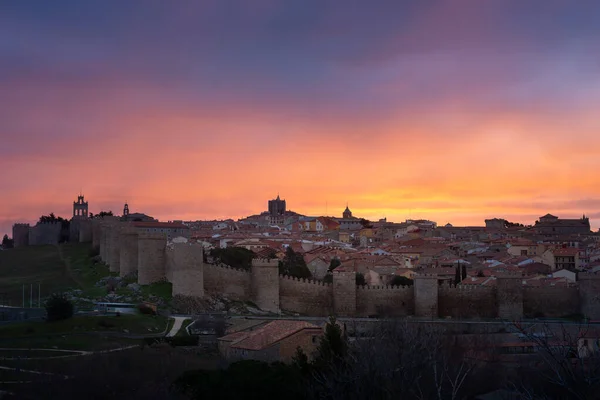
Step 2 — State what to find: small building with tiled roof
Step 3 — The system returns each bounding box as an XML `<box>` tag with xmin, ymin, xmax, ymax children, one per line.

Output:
<box><xmin>217</xmin><ymin>320</ymin><xmax>323</xmax><ymax>363</ymax></box>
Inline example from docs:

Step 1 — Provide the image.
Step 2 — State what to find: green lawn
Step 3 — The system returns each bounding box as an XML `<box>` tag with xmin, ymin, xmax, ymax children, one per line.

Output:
<box><xmin>140</xmin><ymin>281</ymin><xmax>172</xmax><ymax>301</ymax></box>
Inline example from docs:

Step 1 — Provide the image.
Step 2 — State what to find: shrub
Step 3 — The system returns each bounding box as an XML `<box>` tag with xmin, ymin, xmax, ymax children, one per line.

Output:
<box><xmin>355</xmin><ymin>272</ymin><xmax>366</xmax><ymax>286</ymax></box>
<box><xmin>138</xmin><ymin>303</ymin><xmax>156</xmax><ymax>315</ymax></box>
<box><xmin>88</xmin><ymin>247</ymin><xmax>100</xmax><ymax>257</ymax></box>
<box><xmin>390</xmin><ymin>276</ymin><xmax>414</xmax><ymax>287</ymax></box>
<box><xmin>45</xmin><ymin>294</ymin><xmax>74</xmax><ymax>322</ymax></box>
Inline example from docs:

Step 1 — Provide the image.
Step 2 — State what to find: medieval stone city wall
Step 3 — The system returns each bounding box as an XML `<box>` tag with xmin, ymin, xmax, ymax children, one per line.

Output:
<box><xmin>496</xmin><ymin>276</ymin><xmax>524</xmax><ymax>320</ymax></box>
<box><xmin>28</xmin><ymin>222</ymin><xmax>62</xmax><ymax>246</ymax></box>
<box><xmin>438</xmin><ymin>284</ymin><xmax>497</xmax><ymax>319</ymax></box>
<box><xmin>12</xmin><ymin>223</ymin><xmax>30</xmax><ymax>247</ymax></box>
<box><xmin>414</xmin><ymin>275</ymin><xmax>439</xmax><ymax>318</ymax></box>
<box><xmin>203</xmin><ymin>263</ymin><xmax>251</xmax><ymax>300</ymax></box>
<box><xmin>107</xmin><ymin>225</ymin><xmax>121</xmax><ymax>273</ymax></box>
<box><xmin>137</xmin><ymin>234</ymin><xmax>166</xmax><ymax>285</ymax></box>
<box><xmin>92</xmin><ymin>223</ymin><xmax>600</xmax><ymax>320</ymax></box>
<box><xmin>578</xmin><ymin>272</ymin><xmax>600</xmax><ymax>320</ymax></box>
<box><xmin>251</xmin><ymin>258</ymin><xmax>280</xmax><ymax>313</ymax></box>
<box><xmin>333</xmin><ymin>270</ymin><xmax>357</xmax><ymax>316</ymax></box>
<box><xmin>356</xmin><ymin>285</ymin><xmax>414</xmax><ymax>317</ymax></box>
<box><xmin>119</xmin><ymin>228</ymin><xmax>139</xmax><ymax>278</ymax></box>
<box><xmin>78</xmin><ymin>219</ymin><xmax>93</xmax><ymax>243</ymax></box>
<box><xmin>279</xmin><ymin>276</ymin><xmax>333</xmax><ymax>316</ymax></box>
<box><xmin>92</xmin><ymin>220</ymin><xmax>101</xmax><ymax>249</ymax></box>
<box><xmin>169</xmin><ymin>243</ymin><xmax>204</xmax><ymax>298</ymax></box>
<box><xmin>523</xmin><ymin>287</ymin><xmax>580</xmax><ymax>318</ymax></box>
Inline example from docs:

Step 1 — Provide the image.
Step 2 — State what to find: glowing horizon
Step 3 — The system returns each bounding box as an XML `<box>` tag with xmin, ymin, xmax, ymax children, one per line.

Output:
<box><xmin>2</xmin><ymin>1</ymin><xmax>600</xmax><ymax>238</ymax></box>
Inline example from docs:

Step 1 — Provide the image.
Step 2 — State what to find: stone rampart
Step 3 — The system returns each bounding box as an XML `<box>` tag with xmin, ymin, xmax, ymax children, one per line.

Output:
<box><xmin>28</xmin><ymin>222</ymin><xmax>61</xmax><ymax>246</ymax></box>
<box><xmin>170</xmin><ymin>243</ymin><xmax>204</xmax><ymax>298</ymax></box>
<box><xmin>438</xmin><ymin>284</ymin><xmax>496</xmax><ymax>319</ymax></box>
<box><xmin>578</xmin><ymin>272</ymin><xmax>600</xmax><ymax>320</ymax></box>
<box><xmin>78</xmin><ymin>219</ymin><xmax>92</xmax><ymax>242</ymax></box>
<box><xmin>333</xmin><ymin>270</ymin><xmax>357</xmax><ymax>316</ymax></box>
<box><xmin>12</xmin><ymin>223</ymin><xmax>30</xmax><ymax>247</ymax></box>
<box><xmin>414</xmin><ymin>274</ymin><xmax>438</xmax><ymax>318</ymax></box>
<box><xmin>279</xmin><ymin>275</ymin><xmax>333</xmax><ymax>316</ymax></box>
<box><xmin>251</xmin><ymin>258</ymin><xmax>280</xmax><ymax>313</ymax></box>
<box><xmin>137</xmin><ymin>234</ymin><xmax>166</xmax><ymax>285</ymax></box>
<box><xmin>92</xmin><ymin>219</ymin><xmax>101</xmax><ymax>249</ymax></box>
<box><xmin>119</xmin><ymin>228</ymin><xmax>139</xmax><ymax>277</ymax></box>
<box><xmin>497</xmin><ymin>275</ymin><xmax>524</xmax><ymax>320</ymax></box>
<box><xmin>356</xmin><ymin>285</ymin><xmax>414</xmax><ymax>317</ymax></box>
<box><xmin>523</xmin><ymin>287</ymin><xmax>580</xmax><ymax>318</ymax></box>
<box><xmin>107</xmin><ymin>224</ymin><xmax>121</xmax><ymax>273</ymax></box>
<box><xmin>203</xmin><ymin>263</ymin><xmax>251</xmax><ymax>300</ymax></box>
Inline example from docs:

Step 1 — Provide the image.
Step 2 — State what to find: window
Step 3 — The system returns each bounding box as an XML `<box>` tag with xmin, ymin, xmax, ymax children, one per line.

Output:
<box><xmin>312</xmin><ymin>336</ymin><xmax>318</xmax><ymax>343</ymax></box>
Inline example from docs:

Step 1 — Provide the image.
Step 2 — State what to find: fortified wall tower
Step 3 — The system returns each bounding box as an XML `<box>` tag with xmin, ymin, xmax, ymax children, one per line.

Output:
<box><xmin>119</xmin><ymin>226</ymin><xmax>139</xmax><ymax>278</ymax></box>
<box><xmin>496</xmin><ymin>274</ymin><xmax>524</xmax><ymax>320</ymax></box>
<box><xmin>579</xmin><ymin>272</ymin><xmax>600</xmax><ymax>320</ymax></box>
<box><xmin>251</xmin><ymin>258</ymin><xmax>280</xmax><ymax>313</ymax></box>
<box><xmin>12</xmin><ymin>223</ymin><xmax>30</xmax><ymax>247</ymax></box>
<box><xmin>414</xmin><ymin>274</ymin><xmax>438</xmax><ymax>318</ymax></box>
<box><xmin>137</xmin><ymin>233</ymin><xmax>166</xmax><ymax>285</ymax></box>
<box><xmin>169</xmin><ymin>242</ymin><xmax>204</xmax><ymax>298</ymax></box>
<box><xmin>333</xmin><ymin>268</ymin><xmax>356</xmax><ymax>316</ymax></box>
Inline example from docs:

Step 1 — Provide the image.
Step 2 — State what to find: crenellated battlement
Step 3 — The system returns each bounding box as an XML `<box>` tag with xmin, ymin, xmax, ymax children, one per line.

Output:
<box><xmin>13</xmin><ymin>223</ymin><xmax>30</xmax><ymax>227</ymax></box>
<box><xmin>440</xmin><ymin>284</ymin><xmax>495</xmax><ymax>291</ymax></box>
<box><xmin>357</xmin><ymin>284</ymin><xmax>412</xmax><ymax>290</ymax></box>
<box><xmin>208</xmin><ymin>262</ymin><xmax>251</xmax><ymax>275</ymax></box>
<box><xmin>415</xmin><ymin>273</ymin><xmax>438</xmax><ymax>279</ymax></box>
<box><xmin>252</xmin><ymin>258</ymin><xmax>279</xmax><ymax>267</ymax></box>
<box><xmin>279</xmin><ymin>275</ymin><xmax>332</xmax><ymax>287</ymax></box>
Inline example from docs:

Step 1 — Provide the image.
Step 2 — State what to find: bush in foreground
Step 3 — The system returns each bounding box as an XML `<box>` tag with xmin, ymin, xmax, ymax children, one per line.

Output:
<box><xmin>45</xmin><ymin>293</ymin><xmax>74</xmax><ymax>322</ymax></box>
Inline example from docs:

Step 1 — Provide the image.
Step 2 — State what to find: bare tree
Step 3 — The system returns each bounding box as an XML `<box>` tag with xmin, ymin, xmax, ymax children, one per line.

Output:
<box><xmin>304</xmin><ymin>320</ymin><xmax>478</xmax><ymax>400</ymax></box>
<box><xmin>507</xmin><ymin>321</ymin><xmax>600</xmax><ymax>400</ymax></box>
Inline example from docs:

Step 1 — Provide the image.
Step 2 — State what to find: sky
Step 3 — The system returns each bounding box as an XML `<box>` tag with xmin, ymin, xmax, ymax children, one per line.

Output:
<box><xmin>2</xmin><ymin>1</ymin><xmax>600</xmax><ymax>238</ymax></box>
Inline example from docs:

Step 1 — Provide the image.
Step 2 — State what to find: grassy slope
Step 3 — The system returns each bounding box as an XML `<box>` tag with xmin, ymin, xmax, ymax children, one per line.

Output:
<box><xmin>0</xmin><ymin>245</ymin><xmax>77</xmax><ymax>307</ymax></box>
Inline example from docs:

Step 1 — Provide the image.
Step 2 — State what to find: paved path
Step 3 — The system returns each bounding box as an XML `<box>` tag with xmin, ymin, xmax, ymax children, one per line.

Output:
<box><xmin>166</xmin><ymin>316</ymin><xmax>186</xmax><ymax>337</ymax></box>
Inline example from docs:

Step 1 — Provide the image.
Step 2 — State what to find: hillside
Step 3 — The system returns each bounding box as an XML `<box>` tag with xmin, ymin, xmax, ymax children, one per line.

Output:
<box><xmin>0</xmin><ymin>243</ymin><xmax>110</xmax><ymax>307</ymax></box>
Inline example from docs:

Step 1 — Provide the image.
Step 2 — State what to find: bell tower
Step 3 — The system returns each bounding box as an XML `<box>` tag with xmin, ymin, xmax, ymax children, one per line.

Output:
<box><xmin>73</xmin><ymin>194</ymin><xmax>89</xmax><ymax>218</ymax></box>
<box><xmin>123</xmin><ymin>202</ymin><xmax>130</xmax><ymax>217</ymax></box>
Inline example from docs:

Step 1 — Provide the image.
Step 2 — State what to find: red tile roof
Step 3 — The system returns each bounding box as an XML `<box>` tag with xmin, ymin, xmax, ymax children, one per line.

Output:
<box><xmin>222</xmin><ymin>320</ymin><xmax>321</xmax><ymax>351</ymax></box>
<box><xmin>132</xmin><ymin>221</ymin><xmax>188</xmax><ymax>229</ymax></box>
<box><xmin>552</xmin><ymin>248</ymin><xmax>579</xmax><ymax>256</ymax></box>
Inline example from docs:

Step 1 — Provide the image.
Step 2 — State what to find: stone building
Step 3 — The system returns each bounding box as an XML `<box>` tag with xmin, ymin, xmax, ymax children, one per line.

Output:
<box><xmin>218</xmin><ymin>320</ymin><xmax>322</xmax><ymax>363</ymax></box>
<box><xmin>534</xmin><ymin>214</ymin><xmax>591</xmax><ymax>235</ymax></box>
<box><xmin>268</xmin><ymin>195</ymin><xmax>286</xmax><ymax>224</ymax></box>
<box><xmin>70</xmin><ymin>194</ymin><xmax>91</xmax><ymax>242</ymax></box>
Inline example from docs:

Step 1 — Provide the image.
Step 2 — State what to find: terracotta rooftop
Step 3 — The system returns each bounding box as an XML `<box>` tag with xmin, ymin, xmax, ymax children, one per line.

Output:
<box><xmin>222</xmin><ymin>320</ymin><xmax>321</xmax><ymax>351</ymax></box>
<box><xmin>132</xmin><ymin>221</ymin><xmax>188</xmax><ymax>229</ymax></box>
<box><xmin>552</xmin><ymin>248</ymin><xmax>579</xmax><ymax>256</ymax></box>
